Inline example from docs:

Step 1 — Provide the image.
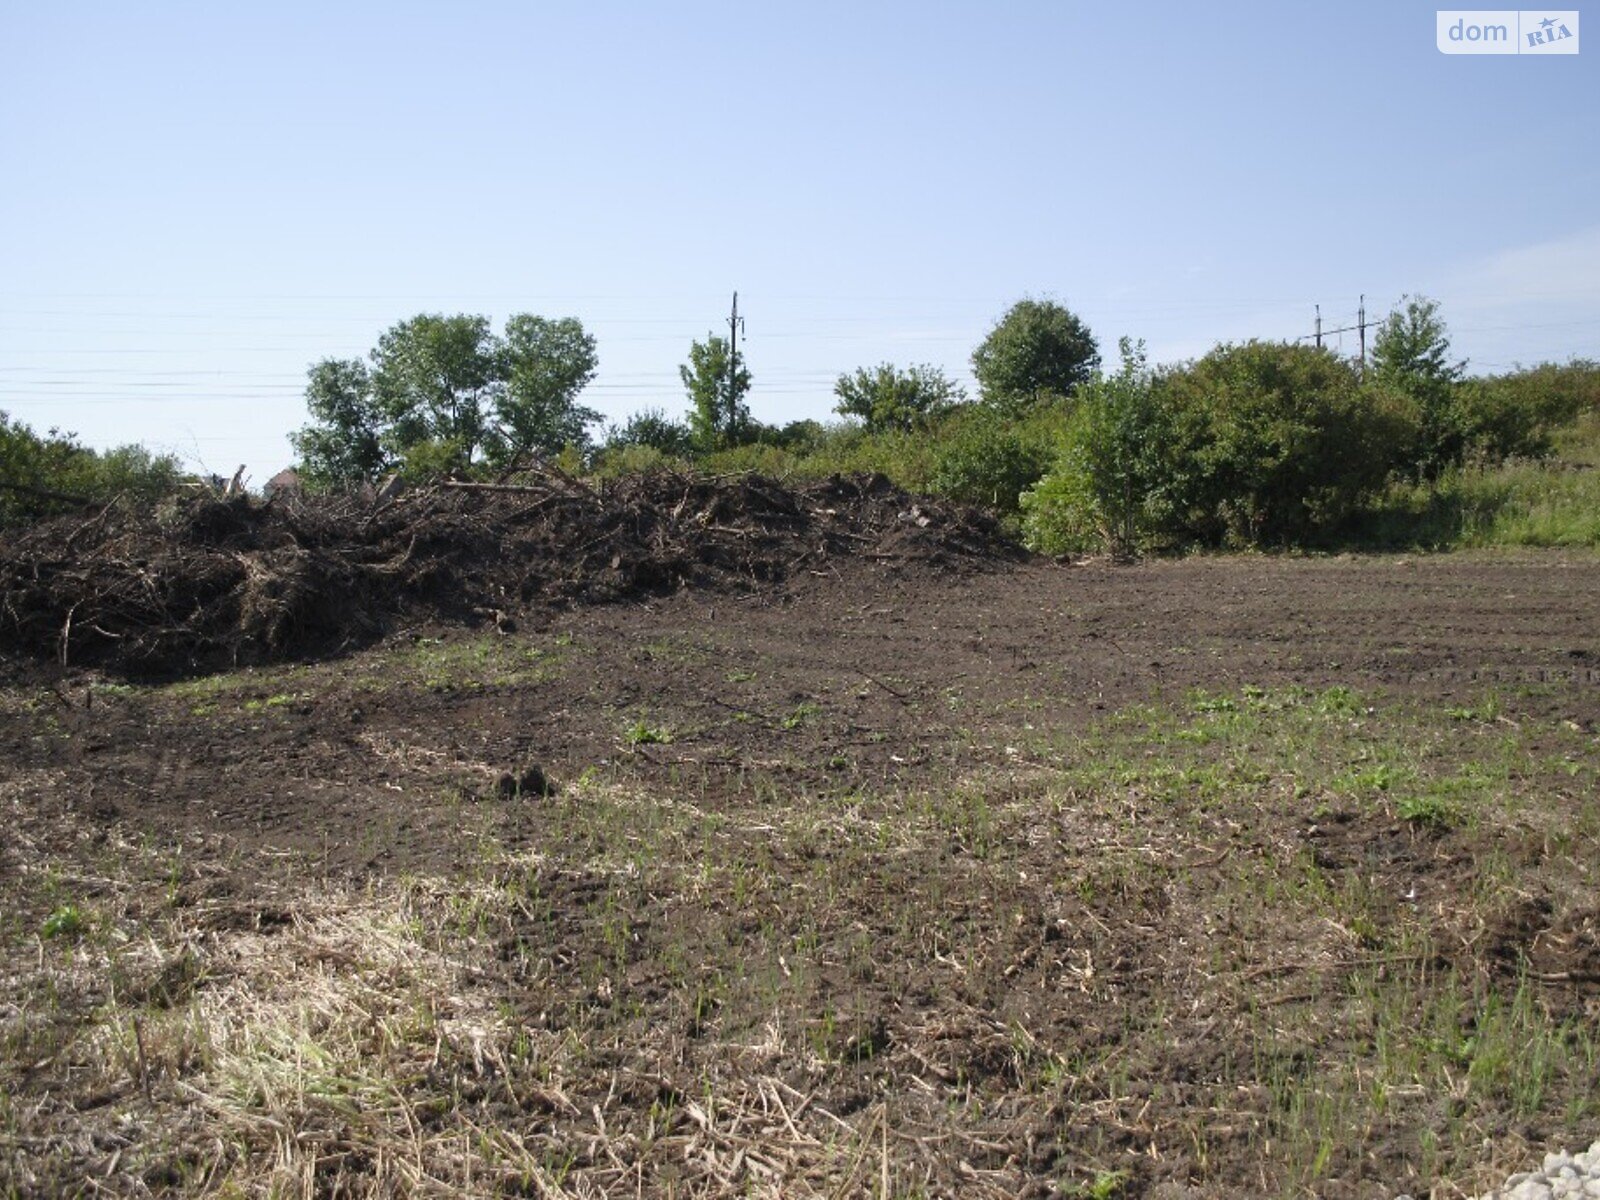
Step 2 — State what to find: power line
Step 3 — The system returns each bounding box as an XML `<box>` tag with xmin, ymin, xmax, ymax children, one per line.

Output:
<box><xmin>1300</xmin><ymin>295</ymin><xmax>1380</xmax><ymax>373</ymax></box>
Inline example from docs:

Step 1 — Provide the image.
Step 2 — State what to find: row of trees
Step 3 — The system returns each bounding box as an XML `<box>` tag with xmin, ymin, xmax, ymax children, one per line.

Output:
<box><xmin>284</xmin><ymin>294</ymin><xmax>1596</xmax><ymax>553</ymax></box>
<box><xmin>292</xmin><ymin>314</ymin><xmax>603</xmax><ymax>482</ymax></box>
<box><xmin>4</xmin><ymin>296</ymin><xmax>1592</xmax><ymax>551</ymax></box>
<box><xmin>290</xmin><ymin>299</ymin><xmax>1104</xmax><ymax>482</ymax></box>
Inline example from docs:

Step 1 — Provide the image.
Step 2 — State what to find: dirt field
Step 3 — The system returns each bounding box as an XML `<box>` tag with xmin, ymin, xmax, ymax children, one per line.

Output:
<box><xmin>4</xmin><ymin>544</ymin><xmax>1599</xmax><ymax>1198</ymax></box>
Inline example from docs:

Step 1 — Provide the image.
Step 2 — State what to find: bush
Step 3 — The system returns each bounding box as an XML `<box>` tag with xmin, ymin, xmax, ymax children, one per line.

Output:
<box><xmin>607</xmin><ymin>408</ymin><xmax>695</xmax><ymax>457</ymax></box>
<box><xmin>1454</xmin><ymin>360</ymin><xmax>1600</xmax><ymax>463</ymax></box>
<box><xmin>764</xmin><ymin>419</ymin><xmax>828</xmax><ymax>453</ymax></box>
<box><xmin>1</xmin><ymin>411</ymin><xmax>184</xmax><ymax>527</ymax></box>
<box><xmin>700</xmin><ymin>442</ymin><xmax>799</xmax><ymax>478</ymax></box>
<box><xmin>592</xmin><ymin>444</ymin><xmax>683</xmax><ymax>479</ymax></box>
<box><xmin>1024</xmin><ymin>342</ymin><xmax>1416</xmax><ymax>552</ymax></box>
<box><xmin>1021</xmin><ymin>340</ymin><xmax>1171</xmax><ymax>556</ymax></box>
<box><xmin>787</xmin><ymin>424</ymin><xmax>941</xmax><ymax>493</ymax></box>
<box><xmin>1155</xmin><ymin>342</ymin><xmax>1412</xmax><ymax>546</ymax></box>
<box><xmin>1020</xmin><ymin>457</ymin><xmax>1101</xmax><ymax>555</ymax></box>
<box><xmin>928</xmin><ymin>410</ymin><xmax>1050</xmax><ymax>514</ymax></box>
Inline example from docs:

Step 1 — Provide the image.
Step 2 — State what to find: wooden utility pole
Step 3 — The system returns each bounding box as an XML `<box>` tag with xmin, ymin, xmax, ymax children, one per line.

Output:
<box><xmin>1302</xmin><ymin>300</ymin><xmax>1375</xmax><ymax>360</ymax></box>
<box><xmin>727</xmin><ymin>291</ymin><xmax>744</xmax><ymax>403</ymax></box>
<box><xmin>1357</xmin><ymin>294</ymin><xmax>1368</xmax><ymax>376</ymax></box>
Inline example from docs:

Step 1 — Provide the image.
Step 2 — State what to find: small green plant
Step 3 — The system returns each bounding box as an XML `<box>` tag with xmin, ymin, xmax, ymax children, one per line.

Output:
<box><xmin>623</xmin><ymin>720</ymin><xmax>672</xmax><ymax>746</ymax></box>
<box><xmin>41</xmin><ymin>904</ymin><xmax>85</xmax><ymax>940</ymax></box>
<box><xmin>1445</xmin><ymin>696</ymin><xmax>1500</xmax><ymax>722</ymax></box>
<box><xmin>1351</xmin><ymin>763</ymin><xmax>1400</xmax><ymax>793</ymax></box>
<box><xmin>1397</xmin><ymin>793</ymin><xmax>1457</xmax><ymax>828</ymax></box>
<box><xmin>1316</xmin><ymin>686</ymin><xmax>1361</xmax><ymax>716</ymax></box>
<box><xmin>1069</xmin><ymin>1168</ymin><xmax>1129</xmax><ymax>1199</ymax></box>
<box><xmin>781</xmin><ymin>702</ymin><xmax>821</xmax><ymax>730</ymax></box>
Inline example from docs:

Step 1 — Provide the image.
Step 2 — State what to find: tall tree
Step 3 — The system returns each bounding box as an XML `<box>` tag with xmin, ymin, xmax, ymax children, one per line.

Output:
<box><xmin>833</xmin><ymin>363</ymin><xmax>965</xmax><ymax>431</ymax></box>
<box><xmin>292</xmin><ymin>312</ymin><xmax>601</xmax><ymax>483</ymax></box>
<box><xmin>497</xmin><ymin>315</ymin><xmax>600</xmax><ymax>461</ymax></box>
<box><xmin>972</xmin><ymin>299</ymin><xmax>1100</xmax><ymax>414</ymax></box>
<box><xmin>1371</xmin><ymin>295</ymin><xmax>1466</xmax><ymax>477</ymax></box>
<box><xmin>1371</xmin><ymin>295</ymin><xmax>1464</xmax><ymax>391</ymax></box>
<box><xmin>291</xmin><ymin>359</ymin><xmax>385</xmax><ymax>484</ymax></box>
<box><xmin>681</xmin><ymin>334</ymin><xmax>752</xmax><ymax>451</ymax></box>
<box><xmin>371</xmin><ymin>314</ymin><xmax>502</xmax><ymax>467</ymax></box>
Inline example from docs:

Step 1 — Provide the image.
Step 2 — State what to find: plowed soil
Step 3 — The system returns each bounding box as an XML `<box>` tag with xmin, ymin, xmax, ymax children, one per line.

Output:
<box><xmin>3</xmin><ymin>522</ymin><xmax>1599</xmax><ymax>1198</ymax></box>
<box><xmin>9</xmin><ymin>552</ymin><xmax>1598</xmax><ymax>875</ymax></box>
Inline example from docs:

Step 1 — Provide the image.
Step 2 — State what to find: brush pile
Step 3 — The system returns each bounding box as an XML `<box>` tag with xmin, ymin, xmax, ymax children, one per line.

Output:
<box><xmin>0</xmin><ymin>470</ymin><xmax>1021</xmax><ymax>677</ymax></box>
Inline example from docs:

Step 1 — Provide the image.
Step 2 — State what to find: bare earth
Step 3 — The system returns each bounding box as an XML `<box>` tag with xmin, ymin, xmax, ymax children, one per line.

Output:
<box><xmin>3</xmin><ymin>550</ymin><xmax>1598</xmax><ymax>1197</ymax></box>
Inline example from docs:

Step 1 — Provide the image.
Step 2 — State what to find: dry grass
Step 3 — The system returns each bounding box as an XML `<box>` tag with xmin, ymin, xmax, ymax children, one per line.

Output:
<box><xmin>1</xmin><ymin>803</ymin><xmax>1017</xmax><ymax>1198</ymax></box>
<box><xmin>3</xmin><ymin>675</ymin><xmax>1598</xmax><ymax>1199</ymax></box>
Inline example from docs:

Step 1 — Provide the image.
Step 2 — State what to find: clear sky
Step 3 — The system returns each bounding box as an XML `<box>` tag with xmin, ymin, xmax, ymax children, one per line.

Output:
<box><xmin>2</xmin><ymin>1</ymin><xmax>1595</xmax><ymax>484</ymax></box>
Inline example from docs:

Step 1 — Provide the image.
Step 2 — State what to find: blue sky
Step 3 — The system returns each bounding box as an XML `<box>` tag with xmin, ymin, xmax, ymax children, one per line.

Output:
<box><xmin>2</xmin><ymin>1</ymin><xmax>1595</xmax><ymax>482</ymax></box>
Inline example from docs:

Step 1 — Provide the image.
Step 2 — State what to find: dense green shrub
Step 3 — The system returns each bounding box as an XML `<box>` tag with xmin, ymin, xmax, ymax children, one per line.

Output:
<box><xmin>1454</xmin><ymin>359</ymin><xmax>1600</xmax><ymax>463</ymax></box>
<box><xmin>1157</xmin><ymin>341</ymin><xmax>1413</xmax><ymax>546</ymax></box>
<box><xmin>592</xmin><ymin>444</ymin><xmax>683</xmax><ymax>479</ymax></box>
<box><xmin>1507</xmin><ymin>358</ymin><xmax>1600</xmax><ymax>421</ymax></box>
<box><xmin>927</xmin><ymin>410</ymin><xmax>1051</xmax><ymax>513</ymax></box>
<box><xmin>1021</xmin><ymin>340</ymin><xmax>1172</xmax><ymax>555</ymax></box>
<box><xmin>1026</xmin><ymin>342</ymin><xmax>1415</xmax><ymax>552</ymax></box>
<box><xmin>788</xmin><ymin>424</ymin><xmax>940</xmax><ymax>493</ymax></box>
<box><xmin>1</xmin><ymin>411</ymin><xmax>184</xmax><ymax>527</ymax></box>
<box><xmin>606</xmin><ymin>407</ymin><xmax>695</xmax><ymax>457</ymax></box>
<box><xmin>1020</xmin><ymin>456</ymin><xmax>1101</xmax><ymax>554</ymax></box>
<box><xmin>1351</xmin><ymin>408</ymin><xmax>1600</xmax><ymax>549</ymax></box>
<box><xmin>700</xmin><ymin>442</ymin><xmax>799</xmax><ymax>478</ymax></box>
<box><xmin>762</xmin><ymin>419</ymin><xmax>828</xmax><ymax>453</ymax></box>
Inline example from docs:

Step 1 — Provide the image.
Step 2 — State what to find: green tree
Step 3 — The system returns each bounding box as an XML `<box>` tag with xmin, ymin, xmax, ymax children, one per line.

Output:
<box><xmin>290</xmin><ymin>359</ymin><xmax>385</xmax><ymax>485</ymax></box>
<box><xmin>371</xmin><ymin>314</ymin><xmax>501</xmax><ymax>468</ymax></box>
<box><xmin>498</xmin><ymin>315</ymin><xmax>600</xmax><ymax>460</ymax></box>
<box><xmin>606</xmin><ymin>407</ymin><xmax>695</xmax><ymax>457</ymax></box>
<box><xmin>833</xmin><ymin>362</ymin><xmax>965</xmax><ymax>431</ymax></box>
<box><xmin>972</xmin><ymin>299</ymin><xmax>1100</xmax><ymax>413</ymax></box>
<box><xmin>292</xmin><ymin>312</ymin><xmax>601</xmax><ymax>483</ymax></box>
<box><xmin>681</xmin><ymin>334</ymin><xmax>752</xmax><ymax>451</ymax></box>
<box><xmin>1371</xmin><ymin>295</ymin><xmax>1466</xmax><ymax>477</ymax></box>
<box><xmin>1022</xmin><ymin>338</ymin><xmax>1170</xmax><ymax>556</ymax></box>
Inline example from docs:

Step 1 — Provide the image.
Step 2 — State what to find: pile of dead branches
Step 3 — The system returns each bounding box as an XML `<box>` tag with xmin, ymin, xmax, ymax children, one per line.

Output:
<box><xmin>0</xmin><ymin>469</ymin><xmax>1021</xmax><ymax>678</ymax></box>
